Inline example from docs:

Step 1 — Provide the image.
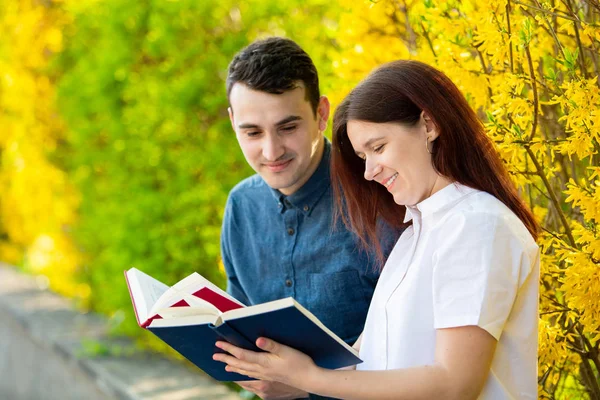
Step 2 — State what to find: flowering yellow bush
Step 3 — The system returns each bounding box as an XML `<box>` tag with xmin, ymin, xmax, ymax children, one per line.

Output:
<box><xmin>1</xmin><ymin>0</ymin><xmax>598</xmax><ymax>397</ymax></box>
<box><xmin>0</xmin><ymin>0</ymin><xmax>85</xmax><ymax>298</ymax></box>
<box><xmin>331</xmin><ymin>0</ymin><xmax>600</xmax><ymax>397</ymax></box>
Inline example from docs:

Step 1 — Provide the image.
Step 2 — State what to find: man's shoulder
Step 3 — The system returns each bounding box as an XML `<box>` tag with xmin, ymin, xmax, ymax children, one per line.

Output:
<box><xmin>223</xmin><ymin>175</ymin><xmax>271</xmax><ymax>230</ymax></box>
<box><xmin>228</xmin><ymin>174</ymin><xmax>269</xmax><ymax>201</ymax></box>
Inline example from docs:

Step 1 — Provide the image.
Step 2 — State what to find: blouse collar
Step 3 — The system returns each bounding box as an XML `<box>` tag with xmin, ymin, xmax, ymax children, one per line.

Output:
<box><xmin>403</xmin><ymin>182</ymin><xmax>478</xmax><ymax>223</ymax></box>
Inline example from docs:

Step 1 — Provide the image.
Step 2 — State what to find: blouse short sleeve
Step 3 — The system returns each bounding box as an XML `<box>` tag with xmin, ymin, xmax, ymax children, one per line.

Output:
<box><xmin>431</xmin><ymin>209</ymin><xmax>535</xmax><ymax>340</ymax></box>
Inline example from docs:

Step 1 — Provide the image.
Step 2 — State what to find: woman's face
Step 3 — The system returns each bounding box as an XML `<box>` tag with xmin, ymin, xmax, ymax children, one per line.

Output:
<box><xmin>347</xmin><ymin>117</ymin><xmax>447</xmax><ymax>206</ymax></box>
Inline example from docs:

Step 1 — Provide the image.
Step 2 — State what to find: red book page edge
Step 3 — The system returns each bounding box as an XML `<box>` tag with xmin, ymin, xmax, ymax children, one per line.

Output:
<box><xmin>141</xmin><ymin>315</ymin><xmax>162</xmax><ymax>329</ymax></box>
<box><xmin>140</xmin><ymin>299</ymin><xmax>188</xmax><ymax>328</ymax></box>
<box><xmin>172</xmin><ymin>299</ymin><xmax>189</xmax><ymax>307</ymax></box>
<box><xmin>124</xmin><ymin>271</ymin><xmax>239</xmax><ymax>328</ymax></box>
<box><xmin>193</xmin><ymin>287</ymin><xmax>244</xmax><ymax>313</ymax></box>
<box><xmin>124</xmin><ymin>271</ymin><xmax>190</xmax><ymax>328</ymax></box>
<box><xmin>124</xmin><ymin>270</ymin><xmax>143</xmax><ymax>327</ymax></box>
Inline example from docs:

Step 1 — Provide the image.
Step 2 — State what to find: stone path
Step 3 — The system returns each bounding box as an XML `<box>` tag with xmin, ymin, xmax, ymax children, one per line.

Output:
<box><xmin>0</xmin><ymin>263</ymin><xmax>242</xmax><ymax>400</ymax></box>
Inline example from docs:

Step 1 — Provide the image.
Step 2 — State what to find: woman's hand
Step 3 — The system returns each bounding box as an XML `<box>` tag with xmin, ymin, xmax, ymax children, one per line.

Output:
<box><xmin>213</xmin><ymin>337</ymin><xmax>320</xmax><ymax>390</ymax></box>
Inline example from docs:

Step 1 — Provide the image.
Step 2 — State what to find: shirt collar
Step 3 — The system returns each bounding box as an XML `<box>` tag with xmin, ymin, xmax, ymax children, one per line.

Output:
<box><xmin>270</xmin><ymin>138</ymin><xmax>331</xmax><ymax>216</ymax></box>
<box><xmin>403</xmin><ymin>182</ymin><xmax>478</xmax><ymax>223</ymax></box>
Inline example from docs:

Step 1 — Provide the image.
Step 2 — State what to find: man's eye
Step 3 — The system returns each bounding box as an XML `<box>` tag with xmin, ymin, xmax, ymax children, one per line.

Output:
<box><xmin>281</xmin><ymin>125</ymin><xmax>296</xmax><ymax>132</ymax></box>
<box><xmin>246</xmin><ymin>131</ymin><xmax>261</xmax><ymax>137</ymax></box>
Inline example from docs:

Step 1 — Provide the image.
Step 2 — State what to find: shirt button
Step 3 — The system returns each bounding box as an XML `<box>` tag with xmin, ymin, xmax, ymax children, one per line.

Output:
<box><xmin>303</xmin><ymin>205</ymin><xmax>309</xmax><ymax>212</ymax></box>
<box><xmin>285</xmin><ymin>279</ymin><xmax>293</xmax><ymax>287</ymax></box>
<box><xmin>287</xmin><ymin>228</ymin><xmax>295</xmax><ymax>235</ymax></box>
<box><xmin>277</xmin><ymin>203</ymin><xmax>282</xmax><ymax>208</ymax></box>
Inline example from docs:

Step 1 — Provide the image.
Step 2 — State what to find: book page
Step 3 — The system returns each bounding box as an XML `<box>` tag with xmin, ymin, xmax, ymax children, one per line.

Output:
<box><xmin>175</xmin><ymin>273</ymin><xmax>244</xmax><ymax>306</ymax></box>
<box><xmin>152</xmin><ymin>290</ymin><xmax>222</xmax><ymax>318</ymax></box>
<box><xmin>153</xmin><ymin>272</ymin><xmax>245</xmax><ymax>313</ymax></box>
<box><xmin>126</xmin><ymin>268</ymin><xmax>170</xmax><ymax>324</ymax></box>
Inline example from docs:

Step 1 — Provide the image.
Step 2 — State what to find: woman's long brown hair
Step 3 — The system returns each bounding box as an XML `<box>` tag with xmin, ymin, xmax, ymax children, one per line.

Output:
<box><xmin>331</xmin><ymin>60</ymin><xmax>539</xmax><ymax>267</ymax></box>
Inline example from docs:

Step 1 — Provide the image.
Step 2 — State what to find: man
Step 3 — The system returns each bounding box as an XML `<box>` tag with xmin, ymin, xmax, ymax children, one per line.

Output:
<box><xmin>221</xmin><ymin>37</ymin><xmax>396</xmax><ymax>399</ymax></box>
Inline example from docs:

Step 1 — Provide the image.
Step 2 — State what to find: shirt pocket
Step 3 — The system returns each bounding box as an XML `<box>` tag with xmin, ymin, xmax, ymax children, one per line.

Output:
<box><xmin>307</xmin><ymin>270</ymin><xmax>371</xmax><ymax>344</ymax></box>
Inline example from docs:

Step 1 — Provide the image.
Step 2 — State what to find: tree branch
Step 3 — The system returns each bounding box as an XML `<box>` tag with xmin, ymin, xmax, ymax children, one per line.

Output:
<box><xmin>507</xmin><ymin>0</ymin><xmax>515</xmax><ymax>73</ymax></box>
<box><xmin>524</xmin><ymin>146</ymin><xmax>576</xmax><ymax>246</ymax></box>
<box><xmin>524</xmin><ymin>44</ymin><xmax>539</xmax><ymax>143</ymax></box>
<box><xmin>564</xmin><ymin>0</ymin><xmax>589</xmax><ymax>78</ymax></box>
<box><xmin>513</xmin><ymin>0</ymin><xmax>579</xmax><ymax>21</ymax></box>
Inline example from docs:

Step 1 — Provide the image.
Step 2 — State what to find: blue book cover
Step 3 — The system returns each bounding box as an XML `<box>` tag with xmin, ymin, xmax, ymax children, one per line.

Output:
<box><xmin>148</xmin><ymin>321</ymin><xmax>258</xmax><ymax>381</ymax></box>
<box><xmin>147</xmin><ymin>298</ymin><xmax>363</xmax><ymax>382</ymax></box>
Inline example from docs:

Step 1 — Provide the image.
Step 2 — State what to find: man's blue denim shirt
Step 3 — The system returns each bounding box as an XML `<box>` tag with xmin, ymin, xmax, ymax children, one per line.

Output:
<box><xmin>221</xmin><ymin>139</ymin><xmax>395</xmax><ymax>345</ymax></box>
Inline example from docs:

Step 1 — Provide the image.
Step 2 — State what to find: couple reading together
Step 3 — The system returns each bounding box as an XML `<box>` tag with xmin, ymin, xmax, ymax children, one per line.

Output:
<box><xmin>218</xmin><ymin>37</ymin><xmax>539</xmax><ymax>400</ymax></box>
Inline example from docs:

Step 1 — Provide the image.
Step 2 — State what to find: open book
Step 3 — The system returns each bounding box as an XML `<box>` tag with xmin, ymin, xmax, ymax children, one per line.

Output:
<box><xmin>125</xmin><ymin>268</ymin><xmax>362</xmax><ymax>381</ymax></box>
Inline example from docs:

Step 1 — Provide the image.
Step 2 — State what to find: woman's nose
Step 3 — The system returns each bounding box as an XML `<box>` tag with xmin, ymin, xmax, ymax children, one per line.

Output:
<box><xmin>364</xmin><ymin>158</ymin><xmax>381</xmax><ymax>181</ymax></box>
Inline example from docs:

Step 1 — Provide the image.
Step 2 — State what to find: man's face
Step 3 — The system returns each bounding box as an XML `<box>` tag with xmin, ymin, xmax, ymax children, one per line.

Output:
<box><xmin>229</xmin><ymin>82</ymin><xmax>328</xmax><ymax>195</ymax></box>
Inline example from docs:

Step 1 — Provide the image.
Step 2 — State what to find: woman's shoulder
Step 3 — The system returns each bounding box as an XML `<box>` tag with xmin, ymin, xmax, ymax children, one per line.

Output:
<box><xmin>435</xmin><ymin>188</ymin><xmax>538</xmax><ymax>251</ymax></box>
<box><xmin>457</xmin><ymin>188</ymin><xmax>512</xmax><ymax>215</ymax></box>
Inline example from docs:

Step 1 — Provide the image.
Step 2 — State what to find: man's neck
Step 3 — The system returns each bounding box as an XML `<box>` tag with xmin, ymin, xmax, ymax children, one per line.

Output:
<box><xmin>279</xmin><ymin>136</ymin><xmax>325</xmax><ymax>196</ymax></box>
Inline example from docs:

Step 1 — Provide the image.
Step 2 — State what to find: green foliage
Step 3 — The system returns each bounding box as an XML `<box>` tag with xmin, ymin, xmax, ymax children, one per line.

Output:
<box><xmin>5</xmin><ymin>0</ymin><xmax>599</xmax><ymax>398</ymax></box>
<box><xmin>53</xmin><ymin>0</ymin><xmax>342</xmax><ymax>341</ymax></box>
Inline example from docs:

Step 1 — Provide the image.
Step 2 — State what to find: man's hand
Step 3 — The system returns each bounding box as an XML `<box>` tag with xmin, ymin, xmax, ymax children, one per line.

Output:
<box><xmin>236</xmin><ymin>380</ymin><xmax>308</xmax><ymax>400</ymax></box>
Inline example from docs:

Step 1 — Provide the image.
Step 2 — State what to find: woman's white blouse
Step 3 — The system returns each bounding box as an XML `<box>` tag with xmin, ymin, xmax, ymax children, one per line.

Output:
<box><xmin>357</xmin><ymin>183</ymin><xmax>539</xmax><ymax>399</ymax></box>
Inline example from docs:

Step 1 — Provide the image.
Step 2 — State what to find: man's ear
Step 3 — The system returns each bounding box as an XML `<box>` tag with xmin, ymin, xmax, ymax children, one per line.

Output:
<box><xmin>421</xmin><ymin>111</ymin><xmax>440</xmax><ymax>141</ymax></box>
<box><xmin>228</xmin><ymin>106</ymin><xmax>235</xmax><ymax>131</ymax></box>
<box><xmin>317</xmin><ymin>96</ymin><xmax>330</xmax><ymax>132</ymax></box>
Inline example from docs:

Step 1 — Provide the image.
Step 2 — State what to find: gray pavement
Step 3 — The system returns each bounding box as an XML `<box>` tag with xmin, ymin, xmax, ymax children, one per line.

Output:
<box><xmin>0</xmin><ymin>262</ymin><xmax>242</xmax><ymax>400</ymax></box>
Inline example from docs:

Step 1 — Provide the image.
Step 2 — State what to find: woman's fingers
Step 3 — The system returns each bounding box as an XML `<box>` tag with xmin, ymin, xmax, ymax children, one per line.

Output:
<box><xmin>215</xmin><ymin>341</ymin><xmax>260</xmax><ymax>363</ymax></box>
<box><xmin>212</xmin><ymin>348</ymin><xmax>268</xmax><ymax>380</ymax></box>
<box><xmin>214</xmin><ymin>341</ymin><xmax>271</xmax><ymax>373</ymax></box>
<box><xmin>213</xmin><ymin>351</ymin><xmax>252</xmax><ymax>370</ymax></box>
<box><xmin>256</xmin><ymin>337</ymin><xmax>281</xmax><ymax>354</ymax></box>
<box><xmin>213</xmin><ymin>338</ymin><xmax>313</xmax><ymax>388</ymax></box>
<box><xmin>214</xmin><ymin>338</ymin><xmax>297</xmax><ymax>381</ymax></box>
<box><xmin>225</xmin><ymin>365</ymin><xmax>265</xmax><ymax>380</ymax></box>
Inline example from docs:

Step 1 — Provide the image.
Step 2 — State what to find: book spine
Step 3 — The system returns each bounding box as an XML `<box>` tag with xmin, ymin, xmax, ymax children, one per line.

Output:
<box><xmin>211</xmin><ymin>322</ymin><xmax>260</xmax><ymax>352</ymax></box>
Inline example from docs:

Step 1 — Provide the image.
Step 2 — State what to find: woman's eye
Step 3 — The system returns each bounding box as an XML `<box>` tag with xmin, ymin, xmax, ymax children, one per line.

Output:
<box><xmin>373</xmin><ymin>144</ymin><xmax>385</xmax><ymax>153</ymax></box>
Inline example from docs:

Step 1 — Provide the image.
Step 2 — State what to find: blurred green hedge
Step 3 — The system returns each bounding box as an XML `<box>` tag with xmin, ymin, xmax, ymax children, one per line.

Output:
<box><xmin>53</xmin><ymin>0</ymin><xmax>342</xmax><ymax>339</ymax></box>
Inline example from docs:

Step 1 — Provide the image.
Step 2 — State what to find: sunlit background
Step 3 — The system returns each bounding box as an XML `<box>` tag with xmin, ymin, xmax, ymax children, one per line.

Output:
<box><xmin>1</xmin><ymin>0</ymin><xmax>599</xmax><ymax>398</ymax></box>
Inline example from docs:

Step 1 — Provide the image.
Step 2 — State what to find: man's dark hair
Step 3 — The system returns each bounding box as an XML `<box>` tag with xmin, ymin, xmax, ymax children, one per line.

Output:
<box><xmin>226</xmin><ymin>37</ymin><xmax>320</xmax><ymax>116</ymax></box>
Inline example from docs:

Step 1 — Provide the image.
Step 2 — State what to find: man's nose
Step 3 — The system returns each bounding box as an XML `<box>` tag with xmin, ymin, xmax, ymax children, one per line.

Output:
<box><xmin>262</xmin><ymin>134</ymin><xmax>285</xmax><ymax>161</ymax></box>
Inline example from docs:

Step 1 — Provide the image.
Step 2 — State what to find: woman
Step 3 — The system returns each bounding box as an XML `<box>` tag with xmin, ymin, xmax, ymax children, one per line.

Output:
<box><xmin>213</xmin><ymin>60</ymin><xmax>540</xmax><ymax>399</ymax></box>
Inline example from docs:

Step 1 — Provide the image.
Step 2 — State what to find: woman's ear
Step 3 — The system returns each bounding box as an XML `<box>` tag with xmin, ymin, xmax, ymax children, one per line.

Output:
<box><xmin>421</xmin><ymin>111</ymin><xmax>440</xmax><ymax>141</ymax></box>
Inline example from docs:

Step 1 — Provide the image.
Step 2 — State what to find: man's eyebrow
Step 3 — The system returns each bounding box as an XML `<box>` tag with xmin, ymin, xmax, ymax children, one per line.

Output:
<box><xmin>354</xmin><ymin>136</ymin><xmax>385</xmax><ymax>156</ymax></box>
<box><xmin>275</xmin><ymin>115</ymin><xmax>302</xmax><ymax>127</ymax></box>
<box><xmin>237</xmin><ymin>116</ymin><xmax>302</xmax><ymax>130</ymax></box>
<box><xmin>238</xmin><ymin>122</ymin><xmax>260</xmax><ymax>129</ymax></box>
